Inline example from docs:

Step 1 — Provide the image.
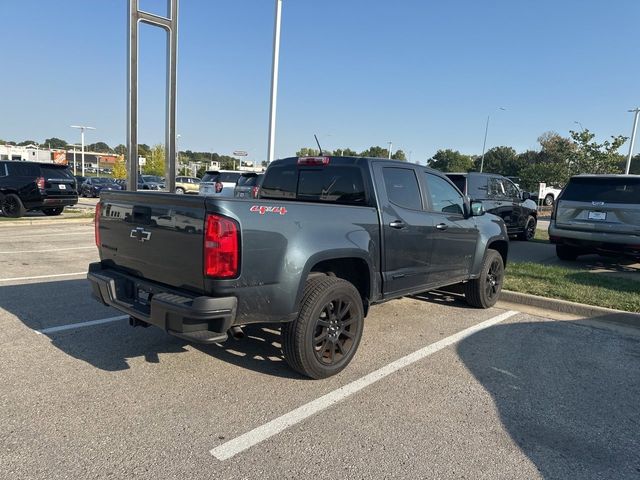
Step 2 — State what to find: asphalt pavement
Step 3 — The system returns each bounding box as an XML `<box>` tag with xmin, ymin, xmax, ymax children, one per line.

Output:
<box><xmin>0</xmin><ymin>223</ymin><xmax>639</xmax><ymax>479</ymax></box>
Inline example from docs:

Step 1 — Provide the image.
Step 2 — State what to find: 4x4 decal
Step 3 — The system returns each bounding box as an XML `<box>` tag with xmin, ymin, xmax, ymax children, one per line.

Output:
<box><xmin>250</xmin><ymin>205</ymin><xmax>288</xmax><ymax>215</ymax></box>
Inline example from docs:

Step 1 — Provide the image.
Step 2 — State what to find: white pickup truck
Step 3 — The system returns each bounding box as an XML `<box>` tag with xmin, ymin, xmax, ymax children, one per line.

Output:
<box><xmin>539</xmin><ymin>184</ymin><xmax>562</xmax><ymax>206</ymax></box>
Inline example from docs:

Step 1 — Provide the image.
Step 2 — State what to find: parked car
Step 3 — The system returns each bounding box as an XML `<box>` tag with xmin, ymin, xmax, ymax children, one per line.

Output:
<box><xmin>89</xmin><ymin>156</ymin><xmax>509</xmax><ymax>378</ymax></box>
<box><xmin>141</xmin><ymin>175</ymin><xmax>165</xmax><ymax>190</ymax></box>
<box><xmin>74</xmin><ymin>175</ymin><xmax>87</xmax><ymax>190</ymax></box>
<box><xmin>446</xmin><ymin>172</ymin><xmax>538</xmax><ymax>241</ymax></box>
<box><xmin>175</xmin><ymin>176</ymin><xmax>201</xmax><ymax>194</ymax></box>
<box><xmin>539</xmin><ymin>185</ymin><xmax>563</xmax><ymax>206</ymax></box>
<box><xmin>80</xmin><ymin>177</ymin><xmax>123</xmax><ymax>198</ymax></box>
<box><xmin>549</xmin><ymin>174</ymin><xmax>640</xmax><ymax>260</ymax></box>
<box><xmin>234</xmin><ymin>172</ymin><xmax>264</xmax><ymax>198</ymax></box>
<box><xmin>0</xmin><ymin>161</ymin><xmax>78</xmax><ymax>218</ymax></box>
<box><xmin>199</xmin><ymin>170</ymin><xmax>242</xmax><ymax>196</ymax></box>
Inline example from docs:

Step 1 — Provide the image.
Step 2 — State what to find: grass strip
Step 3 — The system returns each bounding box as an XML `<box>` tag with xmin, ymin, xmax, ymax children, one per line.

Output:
<box><xmin>505</xmin><ymin>262</ymin><xmax>640</xmax><ymax>313</ymax></box>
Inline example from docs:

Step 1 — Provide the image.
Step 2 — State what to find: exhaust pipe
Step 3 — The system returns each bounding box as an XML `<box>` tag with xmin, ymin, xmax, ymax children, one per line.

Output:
<box><xmin>229</xmin><ymin>325</ymin><xmax>245</xmax><ymax>340</ymax></box>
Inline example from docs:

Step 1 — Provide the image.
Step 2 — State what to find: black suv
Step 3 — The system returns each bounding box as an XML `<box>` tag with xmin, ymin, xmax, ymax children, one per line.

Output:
<box><xmin>0</xmin><ymin>161</ymin><xmax>78</xmax><ymax>218</ymax></box>
<box><xmin>446</xmin><ymin>172</ymin><xmax>538</xmax><ymax>240</ymax></box>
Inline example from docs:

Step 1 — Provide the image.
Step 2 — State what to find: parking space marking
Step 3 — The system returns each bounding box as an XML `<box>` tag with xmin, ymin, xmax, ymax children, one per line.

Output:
<box><xmin>0</xmin><ymin>232</ymin><xmax>94</xmax><ymax>240</ymax></box>
<box><xmin>35</xmin><ymin>315</ymin><xmax>129</xmax><ymax>334</ymax></box>
<box><xmin>210</xmin><ymin>310</ymin><xmax>519</xmax><ymax>461</ymax></box>
<box><xmin>0</xmin><ymin>272</ymin><xmax>87</xmax><ymax>282</ymax></box>
<box><xmin>0</xmin><ymin>246</ymin><xmax>95</xmax><ymax>254</ymax></box>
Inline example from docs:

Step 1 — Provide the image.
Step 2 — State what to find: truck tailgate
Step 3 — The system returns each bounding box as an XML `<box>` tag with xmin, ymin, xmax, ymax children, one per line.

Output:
<box><xmin>98</xmin><ymin>192</ymin><xmax>207</xmax><ymax>293</ymax></box>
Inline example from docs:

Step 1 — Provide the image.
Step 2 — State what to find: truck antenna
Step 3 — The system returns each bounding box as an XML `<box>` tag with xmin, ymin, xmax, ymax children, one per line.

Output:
<box><xmin>314</xmin><ymin>134</ymin><xmax>324</xmax><ymax>156</ymax></box>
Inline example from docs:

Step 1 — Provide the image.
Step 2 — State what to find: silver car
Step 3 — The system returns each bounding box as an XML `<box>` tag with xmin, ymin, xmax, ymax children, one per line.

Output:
<box><xmin>549</xmin><ymin>174</ymin><xmax>640</xmax><ymax>260</ymax></box>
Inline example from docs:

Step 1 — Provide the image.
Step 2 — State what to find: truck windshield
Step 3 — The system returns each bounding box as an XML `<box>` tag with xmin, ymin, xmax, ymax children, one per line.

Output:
<box><xmin>562</xmin><ymin>177</ymin><xmax>640</xmax><ymax>204</ymax></box>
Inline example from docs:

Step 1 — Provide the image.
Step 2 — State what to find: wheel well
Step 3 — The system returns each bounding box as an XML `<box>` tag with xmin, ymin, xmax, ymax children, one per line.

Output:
<box><xmin>309</xmin><ymin>258</ymin><xmax>371</xmax><ymax>311</ymax></box>
<box><xmin>487</xmin><ymin>240</ymin><xmax>508</xmax><ymax>267</ymax></box>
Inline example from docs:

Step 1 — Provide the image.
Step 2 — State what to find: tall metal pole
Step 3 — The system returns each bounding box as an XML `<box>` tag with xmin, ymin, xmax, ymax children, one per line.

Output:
<box><xmin>480</xmin><ymin>115</ymin><xmax>490</xmax><ymax>173</ymax></box>
<box><xmin>626</xmin><ymin>107</ymin><xmax>640</xmax><ymax>175</ymax></box>
<box><xmin>267</xmin><ymin>0</ymin><xmax>283</xmax><ymax>164</ymax></box>
<box><xmin>72</xmin><ymin>145</ymin><xmax>77</xmax><ymax>175</ymax></box>
<box><xmin>387</xmin><ymin>141</ymin><xmax>393</xmax><ymax>159</ymax></box>
<box><xmin>71</xmin><ymin>125</ymin><xmax>95</xmax><ymax>177</ymax></box>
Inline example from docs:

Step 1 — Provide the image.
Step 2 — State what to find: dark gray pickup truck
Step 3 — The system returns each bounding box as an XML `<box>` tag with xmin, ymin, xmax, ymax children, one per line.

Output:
<box><xmin>88</xmin><ymin>156</ymin><xmax>509</xmax><ymax>378</ymax></box>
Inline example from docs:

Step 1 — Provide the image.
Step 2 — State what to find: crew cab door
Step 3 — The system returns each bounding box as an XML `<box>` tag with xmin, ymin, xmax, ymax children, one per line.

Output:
<box><xmin>372</xmin><ymin>163</ymin><xmax>435</xmax><ymax>296</ymax></box>
<box><xmin>422</xmin><ymin>172</ymin><xmax>479</xmax><ymax>283</ymax></box>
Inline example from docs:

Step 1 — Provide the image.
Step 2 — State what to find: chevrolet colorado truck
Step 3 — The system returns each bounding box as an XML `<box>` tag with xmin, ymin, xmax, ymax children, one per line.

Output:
<box><xmin>88</xmin><ymin>156</ymin><xmax>509</xmax><ymax>378</ymax></box>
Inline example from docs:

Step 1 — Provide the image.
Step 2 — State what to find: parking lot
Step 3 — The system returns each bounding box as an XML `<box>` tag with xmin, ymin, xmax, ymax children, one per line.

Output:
<box><xmin>1</xmin><ymin>223</ymin><xmax>639</xmax><ymax>480</ymax></box>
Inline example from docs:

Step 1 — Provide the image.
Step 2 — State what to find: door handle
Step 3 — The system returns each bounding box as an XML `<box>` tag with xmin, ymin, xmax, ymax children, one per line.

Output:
<box><xmin>436</xmin><ymin>223</ymin><xmax>448</xmax><ymax>230</ymax></box>
<box><xmin>389</xmin><ymin>220</ymin><xmax>406</xmax><ymax>229</ymax></box>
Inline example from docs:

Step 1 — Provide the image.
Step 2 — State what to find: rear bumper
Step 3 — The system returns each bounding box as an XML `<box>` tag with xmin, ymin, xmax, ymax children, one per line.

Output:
<box><xmin>87</xmin><ymin>263</ymin><xmax>237</xmax><ymax>344</ymax></box>
<box><xmin>24</xmin><ymin>196</ymin><xmax>78</xmax><ymax>209</ymax></box>
<box><xmin>549</xmin><ymin>225</ymin><xmax>640</xmax><ymax>256</ymax></box>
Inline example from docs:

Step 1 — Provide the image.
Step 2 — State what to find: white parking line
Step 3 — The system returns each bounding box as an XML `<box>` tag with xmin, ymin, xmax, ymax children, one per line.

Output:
<box><xmin>0</xmin><ymin>232</ymin><xmax>94</xmax><ymax>240</ymax></box>
<box><xmin>210</xmin><ymin>310</ymin><xmax>519</xmax><ymax>461</ymax></box>
<box><xmin>0</xmin><ymin>272</ymin><xmax>87</xmax><ymax>282</ymax></box>
<box><xmin>35</xmin><ymin>315</ymin><xmax>129</xmax><ymax>334</ymax></box>
<box><xmin>0</xmin><ymin>246</ymin><xmax>95</xmax><ymax>254</ymax></box>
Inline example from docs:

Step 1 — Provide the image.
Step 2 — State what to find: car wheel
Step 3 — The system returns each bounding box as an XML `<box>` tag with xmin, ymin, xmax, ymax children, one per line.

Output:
<box><xmin>544</xmin><ymin>194</ymin><xmax>554</xmax><ymax>206</ymax></box>
<box><xmin>518</xmin><ymin>215</ymin><xmax>537</xmax><ymax>241</ymax></box>
<box><xmin>1</xmin><ymin>193</ymin><xmax>26</xmax><ymax>218</ymax></box>
<box><xmin>556</xmin><ymin>245</ymin><xmax>579</xmax><ymax>261</ymax></box>
<box><xmin>42</xmin><ymin>207</ymin><xmax>64</xmax><ymax>216</ymax></box>
<box><xmin>175</xmin><ymin>187</ymin><xmax>185</xmax><ymax>194</ymax></box>
<box><xmin>464</xmin><ymin>249</ymin><xmax>504</xmax><ymax>309</ymax></box>
<box><xmin>281</xmin><ymin>276</ymin><xmax>364</xmax><ymax>379</ymax></box>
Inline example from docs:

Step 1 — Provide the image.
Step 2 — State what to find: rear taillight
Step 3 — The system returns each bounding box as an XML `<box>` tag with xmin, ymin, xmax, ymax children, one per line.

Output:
<box><xmin>551</xmin><ymin>200</ymin><xmax>558</xmax><ymax>220</ymax></box>
<box><xmin>252</xmin><ymin>186</ymin><xmax>260</xmax><ymax>198</ymax></box>
<box><xmin>215</xmin><ymin>181</ymin><xmax>223</xmax><ymax>193</ymax></box>
<box><xmin>94</xmin><ymin>203</ymin><xmax>101</xmax><ymax>247</ymax></box>
<box><xmin>204</xmin><ymin>214</ymin><xmax>239</xmax><ymax>278</ymax></box>
<box><xmin>36</xmin><ymin>176</ymin><xmax>45</xmax><ymax>190</ymax></box>
<box><xmin>297</xmin><ymin>156</ymin><xmax>330</xmax><ymax>166</ymax></box>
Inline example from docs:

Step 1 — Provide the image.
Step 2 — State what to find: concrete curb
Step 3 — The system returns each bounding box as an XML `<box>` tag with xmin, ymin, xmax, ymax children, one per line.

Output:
<box><xmin>501</xmin><ymin>290</ymin><xmax>640</xmax><ymax>328</ymax></box>
<box><xmin>0</xmin><ymin>217</ymin><xmax>94</xmax><ymax>227</ymax></box>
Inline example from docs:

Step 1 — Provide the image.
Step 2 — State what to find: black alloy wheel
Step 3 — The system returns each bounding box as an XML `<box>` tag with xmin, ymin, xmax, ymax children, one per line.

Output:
<box><xmin>518</xmin><ymin>216</ymin><xmax>537</xmax><ymax>241</ymax></box>
<box><xmin>1</xmin><ymin>194</ymin><xmax>26</xmax><ymax>218</ymax></box>
<box><xmin>485</xmin><ymin>255</ymin><xmax>504</xmax><ymax>303</ymax></box>
<box><xmin>312</xmin><ymin>297</ymin><xmax>359</xmax><ymax>366</ymax></box>
<box><xmin>464</xmin><ymin>249</ymin><xmax>504</xmax><ymax>308</ymax></box>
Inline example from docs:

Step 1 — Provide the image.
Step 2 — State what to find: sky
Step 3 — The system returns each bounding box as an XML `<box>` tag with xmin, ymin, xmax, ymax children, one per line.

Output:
<box><xmin>1</xmin><ymin>0</ymin><xmax>639</xmax><ymax>165</ymax></box>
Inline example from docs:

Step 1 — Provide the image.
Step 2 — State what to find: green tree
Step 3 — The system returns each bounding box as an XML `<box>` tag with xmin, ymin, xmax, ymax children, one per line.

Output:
<box><xmin>86</xmin><ymin>142</ymin><xmax>113</xmax><ymax>153</ymax></box>
<box><xmin>114</xmin><ymin>144</ymin><xmax>127</xmax><ymax>155</ymax></box>
<box><xmin>630</xmin><ymin>153</ymin><xmax>640</xmax><ymax>174</ymax></box>
<box><xmin>568</xmin><ymin>129</ymin><xmax>626</xmax><ymax>176</ymax></box>
<box><xmin>43</xmin><ymin>137</ymin><xmax>68</xmax><ymax>149</ymax></box>
<box><xmin>142</xmin><ymin>144</ymin><xmax>165</xmax><ymax>176</ymax></box>
<box><xmin>391</xmin><ymin>150</ymin><xmax>407</xmax><ymax>161</ymax></box>
<box><xmin>360</xmin><ymin>146</ymin><xmax>389</xmax><ymax>158</ymax></box>
<box><xmin>479</xmin><ymin>146</ymin><xmax>522</xmax><ymax>176</ymax></box>
<box><xmin>296</xmin><ymin>147</ymin><xmax>321</xmax><ymax>156</ymax></box>
<box><xmin>17</xmin><ymin>140</ymin><xmax>37</xmax><ymax>146</ymax></box>
<box><xmin>138</xmin><ymin>144</ymin><xmax>151</xmax><ymax>159</ymax></box>
<box><xmin>428</xmin><ymin>149</ymin><xmax>474</xmax><ymax>172</ymax></box>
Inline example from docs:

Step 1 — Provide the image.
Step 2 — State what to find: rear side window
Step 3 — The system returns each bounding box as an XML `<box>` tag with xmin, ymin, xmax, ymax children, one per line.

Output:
<box><xmin>201</xmin><ymin>172</ymin><xmax>220</xmax><ymax>183</ymax></box>
<box><xmin>6</xmin><ymin>162</ymin><xmax>39</xmax><ymax>177</ymax></box>
<box><xmin>261</xmin><ymin>165</ymin><xmax>367</xmax><ymax>205</ymax></box>
<box><xmin>382</xmin><ymin>167</ymin><xmax>422</xmax><ymax>210</ymax></box>
<box><xmin>467</xmin><ymin>175</ymin><xmax>489</xmax><ymax>199</ymax></box>
<box><xmin>219</xmin><ymin>172</ymin><xmax>241</xmax><ymax>183</ymax></box>
<box><xmin>41</xmin><ymin>166</ymin><xmax>73</xmax><ymax>180</ymax></box>
<box><xmin>562</xmin><ymin>178</ymin><xmax>640</xmax><ymax>204</ymax></box>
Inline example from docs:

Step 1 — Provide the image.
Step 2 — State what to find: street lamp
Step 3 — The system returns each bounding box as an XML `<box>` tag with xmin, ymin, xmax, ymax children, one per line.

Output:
<box><xmin>70</xmin><ymin>125</ymin><xmax>95</xmax><ymax>176</ymax></box>
<box><xmin>626</xmin><ymin>107</ymin><xmax>640</xmax><ymax>175</ymax></box>
<box><xmin>480</xmin><ymin>107</ymin><xmax>506</xmax><ymax>173</ymax></box>
<box><xmin>68</xmin><ymin>143</ymin><xmax>81</xmax><ymax>175</ymax></box>
<box><xmin>267</xmin><ymin>0</ymin><xmax>283</xmax><ymax>164</ymax></box>
<box><xmin>387</xmin><ymin>141</ymin><xmax>393</xmax><ymax>159</ymax></box>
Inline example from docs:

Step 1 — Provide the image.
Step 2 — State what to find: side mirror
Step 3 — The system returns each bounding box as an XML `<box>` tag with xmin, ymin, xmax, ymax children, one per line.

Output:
<box><xmin>521</xmin><ymin>191</ymin><xmax>531</xmax><ymax>200</ymax></box>
<box><xmin>471</xmin><ymin>200</ymin><xmax>485</xmax><ymax>216</ymax></box>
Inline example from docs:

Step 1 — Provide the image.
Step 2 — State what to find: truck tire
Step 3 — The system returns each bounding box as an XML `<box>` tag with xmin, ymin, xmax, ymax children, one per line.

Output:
<box><xmin>544</xmin><ymin>194</ymin><xmax>554</xmax><ymax>206</ymax></box>
<box><xmin>281</xmin><ymin>276</ymin><xmax>364</xmax><ymax>379</ymax></box>
<box><xmin>1</xmin><ymin>193</ymin><xmax>26</xmax><ymax>218</ymax></box>
<box><xmin>556</xmin><ymin>245</ymin><xmax>579</xmax><ymax>261</ymax></box>
<box><xmin>517</xmin><ymin>215</ymin><xmax>536</xmax><ymax>241</ymax></box>
<box><xmin>464</xmin><ymin>249</ymin><xmax>504</xmax><ymax>309</ymax></box>
<box><xmin>175</xmin><ymin>187</ymin><xmax>185</xmax><ymax>194</ymax></box>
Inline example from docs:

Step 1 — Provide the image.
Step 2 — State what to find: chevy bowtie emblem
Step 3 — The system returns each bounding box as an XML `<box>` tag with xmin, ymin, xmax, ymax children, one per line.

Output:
<box><xmin>130</xmin><ymin>227</ymin><xmax>152</xmax><ymax>242</ymax></box>
<box><xmin>592</xmin><ymin>201</ymin><xmax>605</xmax><ymax>206</ymax></box>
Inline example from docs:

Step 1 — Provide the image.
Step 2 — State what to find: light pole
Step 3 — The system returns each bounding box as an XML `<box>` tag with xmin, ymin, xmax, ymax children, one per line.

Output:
<box><xmin>68</xmin><ymin>144</ymin><xmax>80</xmax><ymax>175</ymax></box>
<box><xmin>626</xmin><ymin>107</ymin><xmax>640</xmax><ymax>175</ymax></box>
<box><xmin>267</xmin><ymin>0</ymin><xmax>283</xmax><ymax>164</ymax></box>
<box><xmin>387</xmin><ymin>141</ymin><xmax>393</xmax><ymax>159</ymax></box>
<box><xmin>70</xmin><ymin>125</ymin><xmax>95</xmax><ymax>177</ymax></box>
<box><xmin>480</xmin><ymin>107</ymin><xmax>506</xmax><ymax>173</ymax></box>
